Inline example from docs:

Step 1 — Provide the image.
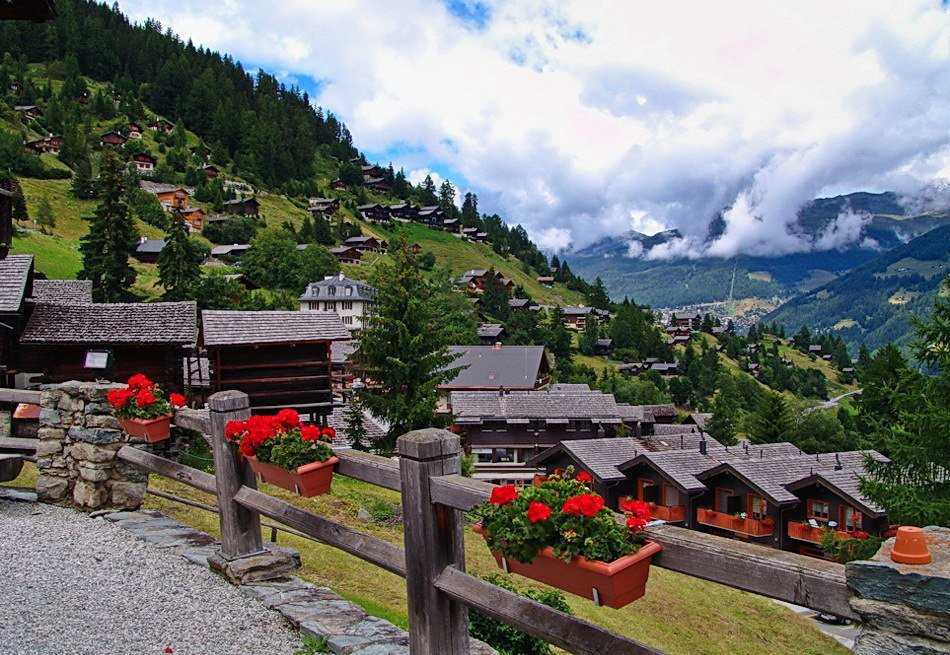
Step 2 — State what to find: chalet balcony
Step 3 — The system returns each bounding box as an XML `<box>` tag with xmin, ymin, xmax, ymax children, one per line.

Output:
<box><xmin>696</xmin><ymin>508</ymin><xmax>774</xmax><ymax>537</ymax></box>
<box><xmin>648</xmin><ymin>503</ymin><xmax>686</xmax><ymax>523</ymax></box>
<box><xmin>787</xmin><ymin>521</ymin><xmax>849</xmax><ymax>544</ymax></box>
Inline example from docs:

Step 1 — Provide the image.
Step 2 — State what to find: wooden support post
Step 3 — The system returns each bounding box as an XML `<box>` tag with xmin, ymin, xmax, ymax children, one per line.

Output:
<box><xmin>398</xmin><ymin>428</ymin><xmax>470</xmax><ymax>655</ymax></box>
<box><xmin>208</xmin><ymin>390</ymin><xmax>262</xmax><ymax>559</ymax></box>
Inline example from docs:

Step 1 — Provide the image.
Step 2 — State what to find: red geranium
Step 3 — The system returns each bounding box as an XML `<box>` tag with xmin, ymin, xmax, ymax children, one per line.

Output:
<box><xmin>575</xmin><ymin>470</ymin><xmax>593</xmax><ymax>484</ymax></box>
<box><xmin>300</xmin><ymin>425</ymin><xmax>320</xmax><ymax>442</ymax></box>
<box><xmin>526</xmin><ymin>501</ymin><xmax>551</xmax><ymax>523</ymax></box>
<box><xmin>620</xmin><ymin>498</ymin><xmax>651</xmax><ymax>521</ymax></box>
<box><xmin>490</xmin><ymin>485</ymin><xmax>519</xmax><ymax>506</ymax></box>
<box><xmin>276</xmin><ymin>408</ymin><xmax>300</xmax><ymax>429</ymax></box>
<box><xmin>321</xmin><ymin>426</ymin><xmax>336</xmax><ymax>442</ymax></box>
<box><xmin>224</xmin><ymin>420</ymin><xmax>246</xmax><ymax>441</ymax></box>
<box><xmin>850</xmin><ymin>530</ymin><xmax>870</xmax><ymax>540</ymax></box>
<box><xmin>562</xmin><ymin>493</ymin><xmax>605</xmax><ymax>518</ymax></box>
<box><xmin>168</xmin><ymin>393</ymin><xmax>187</xmax><ymax>408</ymax></box>
<box><xmin>127</xmin><ymin>373</ymin><xmax>153</xmax><ymax>391</ymax></box>
<box><xmin>134</xmin><ymin>388</ymin><xmax>156</xmax><ymax>408</ymax></box>
<box><xmin>626</xmin><ymin>516</ymin><xmax>647</xmax><ymax>533</ymax></box>
<box><xmin>107</xmin><ymin>388</ymin><xmax>133</xmax><ymax>409</ymax></box>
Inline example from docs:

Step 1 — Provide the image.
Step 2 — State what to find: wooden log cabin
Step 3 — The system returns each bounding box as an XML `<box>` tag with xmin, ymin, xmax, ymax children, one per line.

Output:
<box><xmin>200</xmin><ymin>310</ymin><xmax>350</xmax><ymax>417</ymax></box>
<box><xmin>17</xmin><ymin>301</ymin><xmax>197</xmax><ymax>389</ymax></box>
<box><xmin>0</xmin><ymin>255</ymin><xmax>35</xmax><ymax>385</ymax></box>
<box><xmin>0</xmin><ymin>184</ymin><xmax>14</xmax><ymax>259</ymax></box>
<box><xmin>221</xmin><ymin>197</ymin><xmax>260</xmax><ymax>216</ymax></box>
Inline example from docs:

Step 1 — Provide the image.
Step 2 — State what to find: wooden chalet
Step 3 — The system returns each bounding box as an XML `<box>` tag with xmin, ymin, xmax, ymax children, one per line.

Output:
<box><xmin>25</xmin><ymin>135</ymin><xmax>62</xmax><ymax>155</ymax></box>
<box><xmin>442</xmin><ymin>218</ymin><xmax>460</xmax><ymax>233</ymax></box>
<box><xmin>527</xmin><ymin>438</ymin><xmax>648</xmax><ymax>504</ymax></box>
<box><xmin>417</xmin><ymin>206</ymin><xmax>444</xmax><ymax>227</ymax></box>
<box><xmin>100</xmin><ymin>130</ymin><xmax>127</xmax><ymax>147</ymax></box>
<box><xmin>388</xmin><ymin>202</ymin><xmax>418</xmax><ymax>221</ymax></box>
<box><xmin>132</xmin><ymin>152</ymin><xmax>156</xmax><ymax>173</ymax></box>
<box><xmin>127</xmin><ymin>123</ymin><xmax>143</xmax><ymax>139</ymax></box>
<box><xmin>343</xmin><ymin>236</ymin><xmax>387</xmax><ymax>253</ymax></box>
<box><xmin>200</xmin><ymin>310</ymin><xmax>350</xmax><ymax>415</ymax></box>
<box><xmin>364</xmin><ymin>177</ymin><xmax>392</xmax><ymax>193</ymax></box>
<box><xmin>357</xmin><ymin>204</ymin><xmax>391</xmax><ymax>224</ymax></box>
<box><xmin>671</xmin><ymin>311</ymin><xmax>701</xmax><ymax>330</ymax></box>
<box><xmin>441</xmin><ymin>345</ymin><xmax>551</xmax><ymax>392</ymax></box>
<box><xmin>209</xmin><ymin>244</ymin><xmax>251</xmax><ymax>261</ymax></box>
<box><xmin>561</xmin><ymin>306</ymin><xmax>596</xmax><ymax>330</ymax></box>
<box><xmin>617</xmin><ymin>359</ymin><xmax>680</xmax><ymax>377</ymax></box>
<box><xmin>508</xmin><ymin>298</ymin><xmax>530</xmax><ymax>311</ymax></box>
<box><xmin>0</xmin><ymin>184</ymin><xmax>14</xmax><ymax>259</ymax></box>
<box><xmin>0</xmin><ymin>255</ymin><xmax>35</xmax><ymax>384</ymax></box>
<box><xmin>139</xmin><ymin>181</ymin><xmax>194</xmax><ymax>209</ymax></box>
<box><xmin>13</xmin><ymin>105</ymin><xmax>42</xmax><ymax>119</ymax></box>
<box><xmin>536</xmin><ymin>276</ymin><xmax>555</xmax><ymax>287</ymax></box>
<box><xmin>309</xmin><ymin>197</ymin><xmax>340</xmax><ymax>216</ymax></box>
<box><xmin>29</xmin><ymin>279</ymin><xmax>92</xmax><ymax>305</ymax></box>
<box><xmin>202</xmin><ymin>164</ymin><xmax>220</xmax><ymax>179</ymax></box>
<box><xmin>133</xmin><ymin>238</ymin><xmax>166</xmax><ymax>264</ymax></box>
<box><xmin>330</xmin><ymin>179</ymin><xmax>347</xmax><ymax>190</ymax></box>
<box><xmin>328</xmin><ymin>245</ymin><xmax>362</xmax><ymax>265</ymax></box>
<box><xmin>456</xmin><ymin>269</ymin><xmax>514</xmax><ymax>296</ymax></box>
<box><xmin>594</xmin><ymin>338</ymin><xmax>613</xmax><ymax>356</ymax></box>
<box><xmin>149</xmin><ymin>118</ymin><xmax>174</xmax><ymax>133</ymax></box>
<box><xmin>477</xmin><ymin>323</ymin><xmax>506</xmax><ymax>344</ymax></box>
<box><xmin>17</xmin><ymin>301</ymin><xmax>197</xmax><ymax>389</ymax></box>
<box><xmin>177</xmin><ymin>207</ymin><xmax>205</xmax><ymax>231</ymax></box>
<box><xmin>221</xmin><ymin>197</ymin><xmax>260</xmax><ymax>216</ymax></box>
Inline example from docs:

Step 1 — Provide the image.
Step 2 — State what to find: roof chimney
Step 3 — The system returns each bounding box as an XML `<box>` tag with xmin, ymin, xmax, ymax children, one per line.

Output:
<box><xmin>699</xmin><ymin>438</ymin><xmax>707</xmax><ymax>455</ymax></box>
<box><xmin>834</xmin><ymin>453</ymin><xmax>843</xmax><ymax>471</ymax></box>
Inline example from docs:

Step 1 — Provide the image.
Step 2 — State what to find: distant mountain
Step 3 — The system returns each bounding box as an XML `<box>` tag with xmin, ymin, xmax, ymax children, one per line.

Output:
<box><xmin>567</xmin><ymin>191</ymin><xmax>949</xmax><ymax>307</ymax></box>
<box><xmin>763</xmin><ymin>224</ymin><xmax>950</xmax><ymax>353</ymax></box>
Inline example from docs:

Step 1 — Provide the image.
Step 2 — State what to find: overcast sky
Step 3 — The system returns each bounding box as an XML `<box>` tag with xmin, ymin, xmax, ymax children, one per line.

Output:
<box><xmin>118</xmin><ymin>0</ymin><xmax>950</xmax><ymax>257</ymax></box>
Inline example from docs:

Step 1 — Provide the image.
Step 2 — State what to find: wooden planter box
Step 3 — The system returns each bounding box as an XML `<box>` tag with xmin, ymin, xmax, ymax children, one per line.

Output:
<box><xmin>118</xmin><ymin>415</ymin><xmax>172</xmax><ymax>443</ymax></box>
<box><xmin>247</xmin><ymin>456</ymin><xmax>339</xmax><ymax>497</ymax></box>
<box><xmin>648</xmin><ymin>503</ymin><xmax>686</xmax><ymax>523</ymax></box>
<box><xmin>474</xmin><ymin>524</ymin><xmax>661</xmax><ymax>608</ymax></box>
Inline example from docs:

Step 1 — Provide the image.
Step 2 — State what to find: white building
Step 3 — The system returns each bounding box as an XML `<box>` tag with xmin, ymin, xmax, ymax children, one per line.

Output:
<box><xmin>299</xmin><ymin>273</ymin><xmax>377</xmax><ymax>330</ymax></box>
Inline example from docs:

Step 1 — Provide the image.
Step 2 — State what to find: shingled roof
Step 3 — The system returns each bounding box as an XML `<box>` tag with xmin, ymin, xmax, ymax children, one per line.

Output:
<box><xmin>451</xmin><ymin>388</ymin><xmax>626</xmax><ymax>422</ymax></box>
<box><xmin>620</xmin><ymin>450</ymin><xmax>722</xmax><ymax>493</ymax></box>
<box><xmin>528</xmin><ymin>438</ymin><xmax>647</xmax><ymax>482</ymax></box>
<box><xmin>785</xmin><ymin>468</ymin><xmax>886</xmax><ymax>517</ymax></box>
<box><xmin>645</xmin><ymin>431</ymin><xmax>723</xmax><ymax>452</ymax></box>
<box><xmin>202</xmin><ymin>310</ymin><xmax>350</xmax><ymax>346</ymax></box>
<box><xmin>651</xmin><ymin>423</ymin><xmax>699</xmax><ymax>436</ymax></box>
<box><xmin>0</xmin><ymin>255</ymin><xmax>33</xmax><ymax>313</ymax></box>
<box><xmin>442</xmin><ymin>345</ymin><xmax>547</xmax><ymax>391</ymax></box>
<box><xmin>21</xmin><ymin>301</ymin><xmax>197</xmax><ymax>344</ymax></box>
<box><xmin>30</xmin><ymin>279</ymin><xmax>92</xmax><ymax>305</ymax></box>
<box><xmin>299</xmin><ymin>273</ymin><xmax>376</xmax><ymax>303</ymax></box>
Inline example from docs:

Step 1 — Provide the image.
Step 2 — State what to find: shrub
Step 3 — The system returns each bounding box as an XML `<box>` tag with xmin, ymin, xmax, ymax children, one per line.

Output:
<box><xmin>469</xmin><ymin>573</ymin><xmax>570</xmax><ymax>655</ymax></box>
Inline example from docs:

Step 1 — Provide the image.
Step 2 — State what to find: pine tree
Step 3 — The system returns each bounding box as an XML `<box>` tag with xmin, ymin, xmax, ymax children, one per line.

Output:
<box><xmin>544</xmin><ymin>307</ymin><xmax>573</xmax><ymax>365</ymax></box>
<box><xmin>438</xmin><ymin>179</ymin><xmax>457</xmax><ymax>216</ymax></box>
<box><xmin>79</xmin><ymin>151</ymin><xmax>138</xmax><ymax>302</ymax></box>
<box><xmin>461</xmin><ymin>192</ymin><xmax>479</xmax><ymax>227</ymax></box>
<box><xmin>35</xmin><ymin>196</ymin><xmax>54</xmax><ymax>234</ymax></box>
<box><xmin>706</xmin><ymin>374</ymin><xmax>740</xmax><ymax>446</ymax></box>
<box><xmin>420</xmin><ymin>174</ymin><xmax>438</xmax><ymax>205</ymax></box>
<box><xmin>344</xmin><ymin>397</ymin><xmax>369</xmax><ymax>451</ymax></box>
<box><xmin>158</xmin><ymin>213</ymin><xmax>203</xmax><ymax>300</ymax></box>
<box><xmin>481</xmin><ymin>270</ymin><xmax>510</xmax><ymax>322</ymax></box>
<box><xmin>748</xmin><ymin>391</ymin><xmax>794</xmax><ymax>443</ymax></box>
<box><xmin>587</xmin><ymin>277</ymin><xmax>611</xmax><ymax>310</ymax></box>
<box><xmin>298</xmin><ymin>214</ymin><xmax>315</xmax><ymax>244</ymax></box>
<box><xmin>356</xmin><ymin>240</ymin><xmax>465</xmax><ymax>451</ymax></box>
<box><xmin>579</xmin><ymin>316</ymin><xmax>600</xmax><ymax>356</ymax></box>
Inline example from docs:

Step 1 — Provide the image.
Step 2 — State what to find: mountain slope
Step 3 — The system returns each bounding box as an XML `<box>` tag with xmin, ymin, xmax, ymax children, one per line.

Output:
<box><xmin>763</xmin><ymin>224</ymin><xmax>950</xmax><ymax>352</ymax></box>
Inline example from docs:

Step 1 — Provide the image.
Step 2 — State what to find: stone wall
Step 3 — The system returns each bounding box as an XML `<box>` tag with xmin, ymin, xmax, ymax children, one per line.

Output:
<box><xmin>847</xmin><ymin>526</ymin><xmax>950</xmax><ymax>655</ymax></box>
<box><xmin>35</xmin><ymin>381</ymin><xmax>151</xmax><ymax>511</ymax></box>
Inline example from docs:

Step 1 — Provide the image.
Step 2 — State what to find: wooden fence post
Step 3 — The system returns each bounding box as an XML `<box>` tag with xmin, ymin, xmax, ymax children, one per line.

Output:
<box><xmin>398</xmin><ymin>428</ymin><xmax>470</xmax><ymax>655</ymax></box>
<box><xmin>208</xmin><ymin>390</ymin><xmax>262</xmax><ymax>559</ymax></box>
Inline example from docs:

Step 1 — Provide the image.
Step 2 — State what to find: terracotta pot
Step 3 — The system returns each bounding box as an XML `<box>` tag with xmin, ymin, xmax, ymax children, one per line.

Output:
<box><xmin>474</xmin><ymin>523</ymin><xmax>661</xmax><ymax>608</ymax></box>
<box><xmin>247</xmin><ymin>455</ymin><xmax>339</xmax><ymax>497</ymax></box>
<box><xmin>118</xmin><ymin>415</ymin><xmax>172</xmax><ymax>443</ymax></box>
<box><xmin>891</xmin><ymin>526</ymin><xmax>932</xmax><ymax>565</ymax></box>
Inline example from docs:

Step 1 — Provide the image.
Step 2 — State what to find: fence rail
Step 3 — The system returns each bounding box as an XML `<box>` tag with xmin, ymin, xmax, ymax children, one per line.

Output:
<box><xmin>101</xmin><ymin>390</ymin><xmax>857</xmax><ymax>654</ymax></box>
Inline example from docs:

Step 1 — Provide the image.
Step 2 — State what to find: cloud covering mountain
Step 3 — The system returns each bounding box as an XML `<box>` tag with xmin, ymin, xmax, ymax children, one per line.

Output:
<box><xmin>119</xmin><ymin>0</ymin><xmax>950</xmax><ymax>256</ymax></box>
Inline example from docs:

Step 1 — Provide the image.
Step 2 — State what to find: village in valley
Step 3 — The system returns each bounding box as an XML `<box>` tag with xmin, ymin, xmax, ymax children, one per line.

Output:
<box><xmin>0</xmin><ymin>2</ymin><xmax>948</xmax><ymax>655</ymax></box>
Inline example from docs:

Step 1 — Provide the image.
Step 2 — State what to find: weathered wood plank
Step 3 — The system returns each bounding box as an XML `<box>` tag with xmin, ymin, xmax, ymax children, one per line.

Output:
<box><xmin>233</xmin><ymin>486</ymin><xmax>407</xmax><ymax>577</ymax></box>
<box><xmin>643</xmin><ymin>523</ymin><xmax>857</xmax><ymax>620</ymax></box>
<box><xmin>398</xmin><ymin>429</ymin><xmax>470</xmax><ymax>654</ymax></box>
<box><xmin>0</xmin><ymin>389</ymin><xmax>42</xmax><ymax>404</ymax></box>
<box><xmin>434</xmin><ymin>566</ymin><xmax>664</xmax><ymax>655</ymax></box>
<box><xmin>430</xmin><ymin>473</ymin><xmax>489</xmax><ymax>510</ymax></box>
<box><xmin>334</xmin><ymin>449</ymin><xmax>401</xmax><ymax>491</ymax></box>
<box><xmin>172</xmin><ymin>408</ymin><xmax>211</xmax><ymax>434</ymax></box>
<box><xmin>0</xmin><ymin>436</ymin><xmax>38</xmax><ymax>453</ymax></box>
<box><xmin>116</xmin><ymin>445</ymin><xmax>217</xmax><ymax>494</ymax></box>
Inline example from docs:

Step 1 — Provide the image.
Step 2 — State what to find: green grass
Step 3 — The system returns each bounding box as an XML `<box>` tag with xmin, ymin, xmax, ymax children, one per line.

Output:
<box><xmin>1</xmin><ymin>463</ymin><xmax>847</xmax><ymax>655</ymax></box>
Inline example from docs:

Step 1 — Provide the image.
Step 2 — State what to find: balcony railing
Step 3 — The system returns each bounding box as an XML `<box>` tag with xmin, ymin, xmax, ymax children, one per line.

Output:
<box><xmin>696</xmin><ymin>508</ymin><xmax>774</xmax><ymax>537</ymax></box>
<box><xmin>648</xmin><ymin>503</ymin><xmax>686</xmax><ymax>523</ymax></box>
<box><xmin>787</xmin><ymin>521</ymin><xmax>849</xmax><ymax>544</ymax></box>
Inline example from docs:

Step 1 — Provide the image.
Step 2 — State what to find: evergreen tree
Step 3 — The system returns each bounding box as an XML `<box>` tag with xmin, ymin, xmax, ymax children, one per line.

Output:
<box><xmin>544</xmin><ymin>307</ymin><xmax>573</xmax><ymax>366</ymax></box>
<box><xmin>34</xmin><ymin>196</ymin><xmax>54</xmax><ymax>234</ymax></box>
<box><xmin>706</xmin><ymin>373</ymin><xmax>740</xmax><ymax>446</ymax></box>
<box><xmin>298</xmin><ymin>214</ymin><xmax>315</xmax><ymax>244</ymax></box>
<box><xmin>343</xmin><ymin>397</ymin><xmax>369</xmax><ymax>451</ymax></box>
<box><xmin>578</xmin><ymin>316</ymin><xmax>599</xmax><ymax>356</ymax></box>
<box><xmin>438</xmin><ymin>179</ymin><xmax>457</xmax><ymax>217</ymax></box>
<box><xmin>481</xmin><ymin>270</ymin><xmax>510</xmax><ymax>321</ymax></box>
<box><xmin>357</xmin><ymin>240</ymin><xmax>465</xmax><ymax>451</ymax></box>
<box><xmin>78</xmin><ymin>150</ymin><xmax>138</xmax><ymax>302</ymax></box>
<box><xmin>461</xmin><ymin>192</ymin><xmax>479</xmax><ymax>227</ymax></box>
<box><xmin>420</xmin><ymin>174</ymin><xmax>438</xmax><ymax>205</ymax></box>
<box><xmin>587</xmin><ymin>277</ymin><xmax>610</xmax><ymax>310</ymax></box>
<box><xmin>158</xmin><ymin>214</ymin><xmax>203</xmax><ymax>300</ymax></box>
<box><xmin>792</xmin><ymin>325</ymin><xmax>811</xmax><ymax>351</ymax></box>
<box><xmin>748</xmin><ymin>392</ymin><xmax>794</xmax><ymax>444</ymax></box>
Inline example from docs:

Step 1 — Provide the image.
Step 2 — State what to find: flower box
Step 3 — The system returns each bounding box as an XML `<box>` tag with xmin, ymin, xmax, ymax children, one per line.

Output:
<box><xmin>247</xmin><ymin>455</ymin><xmax>339</xmax><ymax>497</ymax></box>
<box><xmin>118</xmin><ymin>414</ymin><xmax>173</xmax><ymax>442</ymax></box>
<box><xmin>474</xmin><ymin>523</ymin><xmax>661</xmax><ymax>608</ymax></box>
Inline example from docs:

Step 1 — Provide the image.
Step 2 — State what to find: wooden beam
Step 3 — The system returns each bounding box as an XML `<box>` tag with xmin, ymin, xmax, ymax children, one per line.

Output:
<box><xmin>233</xmin><ymin>486</ymin><xmax>407</xmax><ymax>577</ymax></box>
<box><xmin>0</xmin><ymin>437</ymin><xmax>38</xmax><ymax>453</ymax></box>
<box><xmin>0</xmin><ymin>388</ymin><xmax>42</xmax><ymax>404</ymax></box>
<box><xmin>434</xmin><ymin>566</ymin><xmax>663</xmax><ymax>655</ymax></box>
<box><xmin>173</xmin><ymin>408</ymin><xmax>211</xmax><ymax>434</ymax></box>
<box><xmin>334</xmin><ymin>449</ymin><xmax>401</xmax><ymax>491</ymax></box>
<box><xmin>116</xmin><ymin>445</ymin><xmax>217</xmax><ymax>494</ymax></box>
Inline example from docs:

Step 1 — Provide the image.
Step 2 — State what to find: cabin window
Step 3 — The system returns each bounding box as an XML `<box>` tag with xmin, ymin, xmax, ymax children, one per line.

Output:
<box><xmin>342</xmin><ymin>316</ymin><xmax>353</xmax><ymax>325</ymax></box>
<box><xmin>472</xmin><ymin>448</ymin><xmax>493</xmax><ymax>464</ymax></box>
<box><xmin>840</xmin><ymin>506</ymin><xmax>862</xmax><ymax>531</ymax></box>
<box><xmin>808</xmin><ymin>499</ymin><xmax>831</xmax><ymax>522</ymax></box>
<box><xmin>328</xmin><ymin>286</ymin><xmax>336</xmax><ymax>296</ymax></box>
<box><xmin>493</xmin><ymin>448</ymin><xmax>516</xmax><ymax>463</ymax></box>
<box><xmin>662</xmin><ymin>484</ymin><xmax>679</xmax><ymax>507</ymax></box>
<box><xmin>715</xmin><ymin>488</ymin><xmax>733</xmax><ymax>513</ymax></box>
<box><xmin>342</xmin><ymin>301</ymin><xmax>353</xmax><ymax>310</ymax></box>
<box><xmin>748</xmin><ymin>494</ymin><xmax>768</xmax><ymax>520</ymax></box>
<box><xmin>324</xmin><ymin>302</ymin><xmax>336</xmax><ymax>311</ymax></box>
<box><xmin>345</xmin><ymin>287</ymin><xmax>353</xmax><ymax>296</ymax></box>
<box><xmin>638</xmin><ymin>479</ymin><xmax>658</xmax><ymax>503</ymax></box>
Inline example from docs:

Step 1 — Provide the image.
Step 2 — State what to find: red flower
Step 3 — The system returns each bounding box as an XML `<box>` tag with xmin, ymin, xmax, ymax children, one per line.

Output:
<box><xmin>239</xmin><ymin>436</ymin><xmax>257</xmax><ymax>457</ymax></box>
<box><xmin>575</xmin><ymin>470</ymin><xmax>593</xmax><ymax>484</ymax></box>
<box><xmin>224</xmin><ymin>420</ymin><xmax>246</xmax><ymax>441</ymax></box>
<box><xmin>850</xmin><ymin>530</ymin><xmax>870</xmax><ymax>540</ymax></box>
<box><xmin>169</xmin><ymin>393</ymin><xmax>187</xmax><ymax>408</ymax></box>
<box><xmin>562</xmin><ymin>493</ymin><xmax>604</xmax><ymax>517</ymax></box>
<box><xmin>300</xmin><ymin>425</ymin><xmax>320</xmax><ymax>442</ymax></box>
<box><xmin>526</xmin><ymin>501</ymin><xmax>551</xmax><ymax>523</ymax></box>
<box><xmin>321</xmin><ymin>426</ymin><xmax>336</xmax><ymax>442</ymax></box>
<box><xmin>489</xmin><ymin>485</ymin><xmax>518</xmax><ymax>505</ymax></box>
<box><xmin>127</xmin><ymin>373</ymin><xmax>153</xmax><ymax>391</ymax></box>
<box><xmin>134</xmin><ymin>388</ymin><xmax>156</xmax><ymax>408</ymax></box>
<box><xmin>626</xmin><ymin>516</ymin><xmax>647</xmax><ymax>533</ymax></box>
<box><xmin>276</xmin><ymin>408</ymin><xmax>300</xmax><ymax>429</ymax></box>
<box><xmin>107</xmin><ymin>388</ymin><xmax>133</xmax><ymax>409</ymax></box>
<box><xmin>620</xmin><ymin>498</ymin><xmax>651</xmax><ymax>520</ymax></box>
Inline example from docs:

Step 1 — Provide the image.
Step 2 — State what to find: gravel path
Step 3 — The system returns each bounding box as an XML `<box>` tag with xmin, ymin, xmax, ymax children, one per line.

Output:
<box><xmin>0</xmin><ymin>499</ymin><xmax>302</xmax><ymax>655</ymax></box>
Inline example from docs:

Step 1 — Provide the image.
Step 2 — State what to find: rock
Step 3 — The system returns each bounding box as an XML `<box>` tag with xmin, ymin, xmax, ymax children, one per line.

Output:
<box><xmin>35</xmin><ymin>475</ymin><xmax>68</xmax><ymax>502</ymax></box>
<box><xmin>67</xmin><ymin>426</ymin><xmax>122</xmax><ymax>445</ymax></box>
<box><xmin>78</xmin><ymin>465</ymin><xmax>112</xmax><ymax>482</ymax></box>
<box><xmin>209</xmin><ymin>548</ymin><xmax>300</xmax><ymax>585</ymax></box>
<box><xmin>68</xmin><ymin>442</ymin><xmax>120</xmax><ymax>464</ymax></box>
<box><xmin>851</xmin><ymin>598</ymin><xmax>950</xmax><ymax>641</ymax></box>
<box><xmin>57</xmin><ymin>394</ymin><xmax>84</xmax><ymax>413</ymax></box>
<box><xmin>35</xmin><ymin>440</ymin><xmax>63</xmax><ymax>457</ymax></box>
<box><xmin>72</xmin><ymin>480</ymin><xmax>108</xmax><ymax>508</ymax></box>
<box><xmin>109</xmin><ymin>481</ymin><xmax>147</xmax><ymax>509</ymax></box>
<box><xmin>39</xmin><ymin>408</ymin><xmax>62</xmax><ymax>427</ymax></box>
<box><xmin>40</xmin><ymin>389</ymin><xmax>63</xmax><ymax>408</ymax></box>
<box><xmin>854</xmin><ymin>630</ymin><xmax>950</xmax><ymax>655</ymax></box>
<box><xmin>85</xmin><ymin>414</ymin><xmax>120</xmax><ymax>429</ymax></box>
<box><xmin>84</xmin><ymin>402</ymin><xmax>112</xmax><ymax>416</ymax></box>
<box><xmin>112</xmin><ymin>459</ymin><xmax>148</xmax><ymax>483</ymax></box>
<box><xmin>357</xmin><ymin>507</ymin><xmax>372</xmax><ymax>521</ymax></box>
<box><xmin>37</xmin><ymin>427</ymin><xmax>66</xmax><ymax>441</ymax></box>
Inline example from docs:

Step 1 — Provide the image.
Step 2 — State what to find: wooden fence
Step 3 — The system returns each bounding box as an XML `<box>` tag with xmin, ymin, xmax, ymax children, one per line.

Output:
<box><xmin>6</xmin><ymin>388</ymin><xmax>858</xmax><ymax>654</ymax></box>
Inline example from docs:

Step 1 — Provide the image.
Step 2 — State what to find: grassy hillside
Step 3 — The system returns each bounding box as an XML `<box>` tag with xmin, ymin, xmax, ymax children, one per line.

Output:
<box><xmin>1</xmin><ymin>464</ymin><xmax>848</xmax><ymax>655</ymax></box>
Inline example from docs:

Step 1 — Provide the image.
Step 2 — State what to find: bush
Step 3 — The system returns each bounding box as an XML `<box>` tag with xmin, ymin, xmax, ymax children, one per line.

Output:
<box><xmin>469</xmin><ymin>574</ymin><xmax>570</xmax><ymax>655</ymax></box>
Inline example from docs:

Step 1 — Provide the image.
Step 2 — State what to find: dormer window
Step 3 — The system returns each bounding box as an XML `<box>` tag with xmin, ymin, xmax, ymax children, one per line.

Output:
<box><xmin>346</xmin><ymin>287</ymin><xmax>353</xmax><ymax>296</ymax></box>
<box><xmin>328</xmin><ymin>286</ymin><xmax>336</xmax><ymax>296</ymax></box>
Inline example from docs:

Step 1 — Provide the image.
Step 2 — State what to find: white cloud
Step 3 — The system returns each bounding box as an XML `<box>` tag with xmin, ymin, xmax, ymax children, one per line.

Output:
<box><xmin>118</xmin><ymin>0</ymin><xmax>950</xmax><ymax>256</ymax></box>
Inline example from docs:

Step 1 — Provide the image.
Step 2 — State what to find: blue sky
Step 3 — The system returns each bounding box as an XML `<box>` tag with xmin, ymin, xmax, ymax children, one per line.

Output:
<box><xmin>119</xmin><ymin>0</ymin><xmax>950</xmax><ymax>256</ymax></box>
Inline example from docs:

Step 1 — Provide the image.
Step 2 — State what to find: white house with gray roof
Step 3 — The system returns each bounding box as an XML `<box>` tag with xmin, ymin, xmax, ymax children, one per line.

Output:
<box><xmin>299</xmin><ymin>273</ymin><xmax>377</xmax><ymax>330</ymax></box>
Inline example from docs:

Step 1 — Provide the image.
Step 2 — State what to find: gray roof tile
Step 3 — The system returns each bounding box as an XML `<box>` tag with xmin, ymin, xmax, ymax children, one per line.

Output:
<box><xmin>31</xmin><ymin>279</ymin><xmax>92</xmax><ymax>305</ymax></box>
<box><xmin>0</xmin><ymin>255</ymin><xmax>33</xmax><ymax>313</ymax></box>
<box><xmin>202</xmin><ymin>310</ymin><xmax>350</xmax><ymax>346</ymax></box>
<box><xmin>299</xmin><ymin>273</ymin><xmax>376</xmax><ymax>302</ymax></box>
<box><xmin>21</xmin><ymin>301</ymin><xmax>197</xmax><ymax>344</ymax></box>
<box><xmin>442</xmin><ymin>345</ymin><xmax>546</xmax><ymax>390</ymax></box>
